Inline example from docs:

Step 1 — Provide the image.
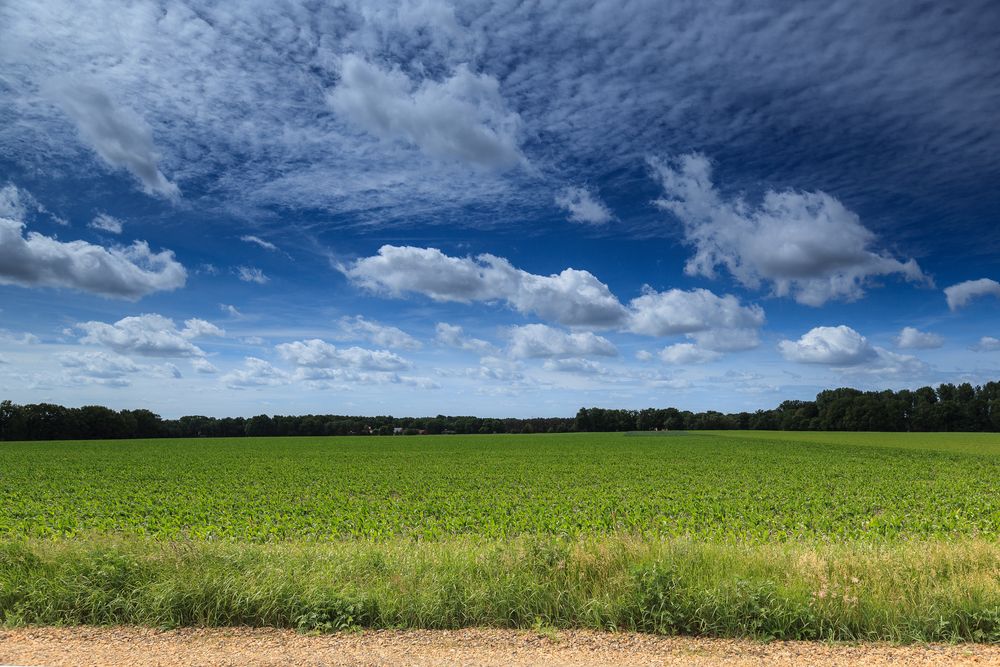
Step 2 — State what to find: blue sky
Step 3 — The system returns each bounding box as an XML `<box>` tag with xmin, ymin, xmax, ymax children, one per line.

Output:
<box><xmin>1</xmin><ymin>0</ymin><xmax>998</xmax><ymax>418</ymax></box>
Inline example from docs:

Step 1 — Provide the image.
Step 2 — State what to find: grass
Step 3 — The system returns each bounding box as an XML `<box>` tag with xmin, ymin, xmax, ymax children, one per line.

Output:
<box><xmin>0</xmin><ymin>536</ymin><xmax>997</xmax><ymax>642</ymax></box>
<box><xmin>0</xmin><ymin>431</ymin><xmax>998</xmax><ymax>640</ymax></box>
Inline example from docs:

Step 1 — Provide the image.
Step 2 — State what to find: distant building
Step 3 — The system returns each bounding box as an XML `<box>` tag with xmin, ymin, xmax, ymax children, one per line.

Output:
<box><xmin>393</xmin><ymin>427</ymin><xmax>404</xmax><ymax>435</ymax></box>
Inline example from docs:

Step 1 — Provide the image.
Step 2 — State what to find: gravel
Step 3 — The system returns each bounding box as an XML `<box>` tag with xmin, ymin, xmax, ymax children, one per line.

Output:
<box><xmin>1</xmin><ymin>627</ymin><xmax>998</xmax><ymax>667</ymax></box>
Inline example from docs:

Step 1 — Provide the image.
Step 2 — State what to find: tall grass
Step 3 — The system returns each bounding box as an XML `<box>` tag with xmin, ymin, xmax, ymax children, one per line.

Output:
<box><xmin>1</xmin><ymin>537</ymin><xmax>997</xmax><ymax>642</ymax></box>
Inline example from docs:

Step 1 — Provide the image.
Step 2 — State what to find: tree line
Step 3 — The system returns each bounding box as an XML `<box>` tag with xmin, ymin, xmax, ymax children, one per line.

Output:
<box><xmin>2</xmin><ymin>381</ymin><xmax>1000</xmax><ymax>441</ymax></box>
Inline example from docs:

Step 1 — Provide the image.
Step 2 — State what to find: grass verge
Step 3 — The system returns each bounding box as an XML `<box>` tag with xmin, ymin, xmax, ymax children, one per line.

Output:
<box><xmin>0</xmin><ymin>537</ymin><xmax>997</xmax><ymax>642</ymax></box>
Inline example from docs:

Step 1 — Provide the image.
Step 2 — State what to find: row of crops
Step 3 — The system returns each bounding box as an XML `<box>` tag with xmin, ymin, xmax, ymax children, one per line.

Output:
<box><xmin>1</xmin><ymin>431</ymin><xmax>998</xmax><ymax>541</ymax></box>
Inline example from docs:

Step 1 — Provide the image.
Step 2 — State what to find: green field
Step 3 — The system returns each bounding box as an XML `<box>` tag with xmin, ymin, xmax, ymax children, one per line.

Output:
<box><xmin>1</xmin><ymin>431</ymin><xmax>999</xmax><ymax>540</ymax></box>
<box><xmin>1</xmin><ymin>431</ymin><xmax>998</xmax><ymax>641</ymax></box>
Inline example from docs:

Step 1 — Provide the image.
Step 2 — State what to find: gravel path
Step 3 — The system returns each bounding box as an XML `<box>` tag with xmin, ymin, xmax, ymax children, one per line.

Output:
<box><xmin>1</xmin><ymin>627</ymin><xmax>998</xmax><ymax>666</ymax></box>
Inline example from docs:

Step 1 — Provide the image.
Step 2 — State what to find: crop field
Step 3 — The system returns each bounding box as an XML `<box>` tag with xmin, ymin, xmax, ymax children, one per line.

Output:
<box><xmin>1</xmin><ymin>431</ymin><xmax>999</xmax><ymax>641</ymax></box>
<box><xmin>2</xmin><ymin>431</ymin><xmax>999</xmax><ymax>541</ymax></box>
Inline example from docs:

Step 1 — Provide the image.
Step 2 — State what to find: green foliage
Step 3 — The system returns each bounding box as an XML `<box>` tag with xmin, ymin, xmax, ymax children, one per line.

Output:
<box><xmin>0</xmin><ymin>537</ymin><xmax>997</xmax><ymax>642</ymax></box>
<box><xmin>1</xmin><ymin>432</ymin><xmax>999</xmax><ymax>541</ymax></box>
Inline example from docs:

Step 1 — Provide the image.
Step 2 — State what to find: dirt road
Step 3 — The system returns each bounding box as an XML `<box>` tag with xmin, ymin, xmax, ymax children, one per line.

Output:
<box><xmin>1</xmin><ymin>627</ymin><xmax>998</xmax><ymax>666</ymax></box>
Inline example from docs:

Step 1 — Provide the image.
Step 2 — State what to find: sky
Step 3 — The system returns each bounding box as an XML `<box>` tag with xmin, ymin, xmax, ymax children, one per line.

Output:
<box><xmin>1</xmin><ymin>0</ymin><xmax>999</xmax><ymax>418</ymax></box>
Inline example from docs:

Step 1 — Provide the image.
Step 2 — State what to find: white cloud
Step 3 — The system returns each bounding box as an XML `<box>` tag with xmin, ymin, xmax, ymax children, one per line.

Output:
<box><xmin>434</xmin><ymin>322</ymin><xmax>496</xmax><ymax>354</ymax></box>
<box><xmin>542</xmin><ymin>358</ymin><xmax>608</xmax><ymax>375</ymax></box>
<box><xmin>0</xmin><ymin>218</ymin><xmax>186</xmax><ymax>299</ymax></box>
<box><xmin>635</xmin><ymin>350</ymin><xmax>654</xmax><ymax>362</ymax></box>
<box><xmin>343</xmin><ymin>245</ymin><xmax>626</xmax><ymax>327</ymax></box>
<box><xmin>852</xmin><ymin>349</ymin><xmax>928</xmax><ymax>377</ymax></box>
<box><xmin>76</xmin><ymin>313</ymin><xmax>223</xmax><ymax>358</ymax></box>
<box><xmin>335</xmin><ymin>315</ymin><xmax>421</xmax><ymax>350</ymax></box>
<box><xmin>45</xmin><ymin>81</ymin><xmax>179</xmax><ymax>199</ymax></box>
<box><xmin>276</xmin><ymin>338</ymin><xmax>411</xmax><ymax>371</ymax></box>
<box><xmin>180</xmin><ymin>318</ymin><xmax>225</xmax><ymax>339</ymax></box>
<box><xmin>240</xmin><ymin>235</ymin><xmax>278</xmax><ymax>251</ymax></box>
<box><xmin>220</xmin><ymin>304</ymin><xmax>244</xmax><ymax>318</ymax></box>
<box><xmin>222</xmin><ymin>357</ymin><xmax>289</xmax><ymax>389</ymax></box>
<box><xmin>0</xmin><ymin>184</ymin><xmax>37</xmax><ymax>220</ymax></box>
<box><xmin>649</xmin><ymin>153</ymin><xmax>928</xmax><ymax>306</ymax></box>
<box><xmin>658</xmin><ymin>343</ymin><xmax>721</xmax><ymax>365</ymax></box>
<box><xmin>55</xmin><ymin>350</ymin><xmax>180</xmax><ymax>386</ymax></box>
<box><xmin>191</xmin><ymin>357</ymin><xmax>219</xmax><ymax>374</ymax></box>
<box><xmin>89</xmin><ymin>212</ymin><xmax>123</xmax><ymax>234</ymax></box>
<box><xmin>944</xmin><ymin>278</ymin><xmax>1000</xmax><ymax>311</ymax></box>
<box><xmin>291</xmin><ymin>367</ymin><xmax>439</xmax><ymax>390</ymax></box>
<box><xmin>778</xmin><ymin>325</ymin><xmax>877</xmax><ymax>365</ymax></box>
<box><xmin>626</xmin><ymin>287</ymin><xmax>764</xmax><ymax>351</ymax></box>
<box><xmin>0</xmin><ymin>330</ymin><xmax>40</xmax><ymax>345</ymax></box>
<box><xmin>58</xmin><ymin>350</ymin><xmax>140</xmax><ymax>382</ymax></box>
<box><xmin>328</xmin><ymin>54</ymin><xmax>523</xmax><ymax>170</ymax></box>
<box><xmin>237</xmin><ymin>266</ymin><xmax>269</xmax><ymax>284</ymax></box>
<box><xmin>555</xmin><ymin>186</ymin><xmax>613</xmax><ymax>225</ymax></box>
<box><xmin>896</xmin><ymin>326</ymin><xmax>944</xmax><ymax>349</ymax></box>
<box><xmin>780</xmin><ymin>325</ymin><xmax>927</xmax><ymax>377</ymax></box>
<box><xmin>507</xmin><ymin>324</ymin><xmax>616</xmax><ymax>359</ymax></box>
<box><xmin>974</xmin><ymin>336</ymin><xmax>1000</xmax><ymax>352</ymax></box>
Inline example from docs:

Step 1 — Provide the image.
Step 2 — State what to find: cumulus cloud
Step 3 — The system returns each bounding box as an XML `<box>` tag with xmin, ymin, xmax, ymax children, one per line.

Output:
<box><xmin>944</xmin><ymin>278</ymin><xmax>1000</xmax><ymax>311</ymax></box>
<box><xmin>345</xmin><ymin>246</ymin><xmax>766</xmax><ymax>354</ymax></box>
<box><xmin>650</xmin><ymin>153</ymin><xmax>928</xmax><ymax>306</ymax></box>
<box><xmin>191</xmin><ymin>357</ymin><xmax>219</xmax><ymax>374</ymax></box>
<box><xmin>658</xmin><ymin>343</ymin><xmax>721</xmax><ymax>365</ymax></box>
<box><xmin>0</xmin><ymin>330</ymin><xmax>40</xmax><ymax>345</ymax></box>
<box><xmin>778</xmin><ymin>325</ymin><xmax>878</xmax><ymax>365</ymax></box>
<box><xmin>896</xmin><ymin>326</ymin><xmax>944</xmax><ymax>349</ymax></box>
<box><xmin>974</xmin><ymin>336</ymin><xmax>1000</xmax><ymax>352</ymax></box>
<box><xmin>222</xmin><ymin>357</ymin><xmax>289</xmax><ymax>389</ymax></box>
<box><xmin>507</xmin><ymin>324</ymin><xmax>616</xmax><ymax>359</ymax></box>
<box><xmin>58</xmin><ymin>350</ymin><xmax>140</xmax><ymax>386</ymax></box>
<box><xmin>45</xmin><ymin>82</ymin><xmax>179</xmax><ymax>199</ymax></box>
<box><xmin>343</xmin><ymin>245</ymin><xmax>626</xmax><ymax>327</ymax></box>
<box><xmin>292</xmin><ymin>367</ymin><xmax>439</xmax><ymax>390</ymax></box>
<box><xmin>555</xmin><ymin>186</ymin><xmax>613</xmax><ymax>225</ymax></box>
<box><xmin>335</xmin><ymin>315</ymin><xmax>421</xmax><ymax>350</ymax></box>
<box><xmin>0</xmin><ymin>218</ymin><xmax>186</xmax><ymax>299</ymax></box>
<box><xmin>779</xmin><ymin>325</ymin><xmax>927</xmax><ymax>377</ymax></box>
<box><xmin>328</xmin><ymin>54</ymin><xmax>523</xmax><ymax>169</ymax></box>
<box><xmin>237</xmin><ymin>266</ymin><xmax>269</xmax><ymax>284</ymax></box>
<box><xmin>76</xmin><ymin>314</ymin><xmax>224</xmax><ymax>358</ymax></box>
<box><xmin>89</xmin><ymin>212</ymin><xmax>123</xmax><ymax>234</ymax></box>
<box><xmin>434</xmin><ymin>322</ymin><xmax>496</xmax><ymax>354</ymax></box>
<box><xmin>542</xmin><ymin>358</ymin><xmax>609</xmax><ymax>375</ymax></box>
<box><xmin>240</xmin><ymin>235</ymin><xmax>278</xmax><ymax>251</ymax></box>
<box><xmin>626</xmin><ymin>287</ymin><xmax>765</xmax><ymax>351</ymax></box>
<box><xmin>276</xmin><ymin>338</ymin><xmax>411</xmax><ymax>371</ymax></box>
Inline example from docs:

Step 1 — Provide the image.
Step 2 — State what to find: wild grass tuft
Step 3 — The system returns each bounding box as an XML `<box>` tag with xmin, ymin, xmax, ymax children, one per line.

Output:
<box><xmin>0</xmin><ymin>536</ymin><xmax>997</xmax><ymax>642</ymax></box>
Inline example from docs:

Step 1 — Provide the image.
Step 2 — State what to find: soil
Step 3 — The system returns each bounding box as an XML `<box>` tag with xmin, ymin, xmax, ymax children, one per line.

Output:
<box><xmin>1</xmin><ymin>626</ymin><xmax>998</xmax><ymax>666</ymax></box>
